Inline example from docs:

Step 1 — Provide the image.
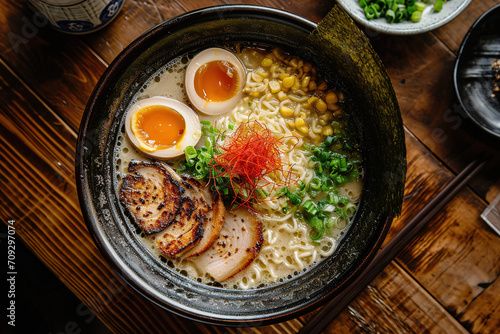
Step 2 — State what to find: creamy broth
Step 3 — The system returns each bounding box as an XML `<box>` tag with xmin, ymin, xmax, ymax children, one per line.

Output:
<box><xmin>115</xmin><ymin>46</ymin><xmax>363</xmax><ymax>289</ymax></box>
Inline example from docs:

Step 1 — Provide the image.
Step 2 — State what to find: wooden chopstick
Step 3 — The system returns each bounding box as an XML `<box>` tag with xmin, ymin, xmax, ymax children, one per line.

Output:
<box><xmin>299</xmin><ymin>156</ymin><xmax>488</xmax><ymax>334</ymax></box>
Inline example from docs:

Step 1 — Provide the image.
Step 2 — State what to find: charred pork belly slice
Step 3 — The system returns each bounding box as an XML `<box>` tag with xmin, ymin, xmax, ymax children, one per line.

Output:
<box><xmin>181</xmin><ymin>176</ymin><xmax>225</xmax><ymax>258</ymax></box>
<box><xmin>119</xmin><ymin>161</ymin><xmax>180</xmax><ymax>235</ymax></box>
<box><xmin>156</xmin><ymin>196</ymin><xmax>207</xmax><ymax>257</ymax></box>
<box><xmin>191</xmin><ymin>208</ymin><xmax>264</xmax><ymax>282</ymax></box>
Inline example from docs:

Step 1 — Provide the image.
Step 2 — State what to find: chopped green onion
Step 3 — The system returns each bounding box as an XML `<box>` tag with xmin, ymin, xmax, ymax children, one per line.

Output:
<box><xmin>308</xmin><ymin>190</ymin><xmax>318</xmax><ymax>198</ymax></box>
<box><xmin>411</xmin><ymin>10</ymin><xmax>422</xmax><ymax>22</ymax></box>
<box><xmin>339</xmin><ymin>157</ymin><xmax>347</xmax><ymax>172</ymax></box>
<box><xmin>228</xmin><ymin>121</ymin><xmax>235</xmax><ymax>130</ymax></box>
<box><xmin>195</xmin><ymin>161</ymin><xmax>206</xmax><ymax>175</ymax></box>
<box><xmin>323</xmin><ymin>135</ymin><xmax>334</xmax><ymax>147</ymax></box>
<box><xmin>310</xmin><ymin>229</ymin><xmax>324</xmax><ymax>241</ymax></box>
<box><xmin>321</xmin><ymin>204</ymin><xmax>336</xmax><ymax>214</ymax></box>
<box><xmin>255</xmin><ymin>188</ymin><xmax>269</xmax><ymax>199</ymax></box>
<box><xmin>345</xmin><ymin>205</ymin><xmax>357</xmax><ymax>217</ymax></box>
<box><xmin>184</xmin><ymin>146</ymin><xmax>197</xmax><ymax>160</ymax></box>
<box><xmin>285</xmin><ymin>189</ymin><xmax>303</xmax><ymax>206</ymax></box>
<box><xmin>364</xmin><ymin>6</ymin><xmax>376</xmax><ymax>20</ymax></box>
<box><xmin>309</xmin><ymin>217</ymin><xmax>325</xmax><ymax>240</ymax></box>
<box><xmin>359</xmin><ymin>0</ymin><xmax>444</xmax><ymax>23</ymax></box>
<box><xmin>434</xmin><ymin>0</ymin><xmax>444</xmax><ymax>12</ymax></box>
<box><xmin>302</xmin><ymin>200</ymin><xmax>318</xmax><ymax>216</ymax></box>
<box><xmin>415</xmin><ymin>2</ymin><xmax>426</xmax><ymax>11</ymax></box>
<box><xmin>309</xmin><ymin>177</ymin><xmax>322</xmax><ymax>190</ymax></box>
<box><xmin>385</xmin><ymin>9</ymin><xmax>396</xmax><ymax>23</ymax></box>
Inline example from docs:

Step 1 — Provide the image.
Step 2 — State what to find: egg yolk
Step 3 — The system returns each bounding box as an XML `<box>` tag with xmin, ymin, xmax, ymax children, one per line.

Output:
<box><xmin>194</xmin><ymin>60</ymin><xmax>239</xmax><ymax>102</ymax></box>
<box><xmin>131</xmin><ymin>105</ymin><xmax>185</xmax><ymax>151</ymax></box>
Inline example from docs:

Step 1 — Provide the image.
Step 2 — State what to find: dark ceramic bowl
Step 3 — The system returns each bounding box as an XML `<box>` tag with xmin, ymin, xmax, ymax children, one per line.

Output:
<box><xmin>76</xmin><ymin>5</ymin><xmax>406</xmax><ymax>327</ymax></box>
<box><xmin>454</xmin><ymin>4</ymin><xmax>500</xmax><ymax>139</ymax></box>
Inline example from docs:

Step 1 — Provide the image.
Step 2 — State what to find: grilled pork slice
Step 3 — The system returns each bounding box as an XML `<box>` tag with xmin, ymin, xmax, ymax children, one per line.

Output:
<box><xmin>156</xmin><ymin>175</ymin><xmax>225</xmax><ymax>258</ymax></box>
<box><xmin>181</xmin><ymin>176</ymin><xmax>225</xmax><ymax>258</ymax></box>
<box><xmin>190</xmin><ymin>208</ymin><xmax>264</xmax><ymax>282</ymax></box>
<box><xmin>156</xmin><ymin>196</ymin><xmax>206</xmax><ymax>257</ymax></box>
<box><xmin>119</xmin><ymin>161</ymin><xmax>181</xmax><ymax>235</ymax></box>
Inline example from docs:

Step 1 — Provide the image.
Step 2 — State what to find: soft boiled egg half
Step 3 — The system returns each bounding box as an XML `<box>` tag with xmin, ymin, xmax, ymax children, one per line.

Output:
<box><xmin>125</xmin><ymin>96</ymin><xmax>201</xmax><ymax>159</ymax></box>
<box><xmin>185</xmin><ymin>48</ymin><xmax>246</xmax><ymax>115</ymax></box>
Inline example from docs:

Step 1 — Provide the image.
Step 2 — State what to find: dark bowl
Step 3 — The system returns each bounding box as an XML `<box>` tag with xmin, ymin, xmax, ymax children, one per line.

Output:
<box><xmin>454</xmin><ymin>4</ymin><xmax>500</xmax><ymax>139</ymax></box>
<box><xmin>76</xmin><ymin>5</ymin><xmax>406</xmax><ymax>327</ymax></box>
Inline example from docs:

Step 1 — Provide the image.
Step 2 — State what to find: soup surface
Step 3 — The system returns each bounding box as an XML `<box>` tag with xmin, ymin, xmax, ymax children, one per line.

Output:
<box><xmin>115</xmin><ymin>45</ymin><xmax>363</xmax><ymax>289</ymax></box>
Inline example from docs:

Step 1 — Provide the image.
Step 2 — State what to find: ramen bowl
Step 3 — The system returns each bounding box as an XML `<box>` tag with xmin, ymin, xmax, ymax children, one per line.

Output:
<box><xmin>76</xmin><ymin>5</ymin><xmax>406</xmax><ymax>326</ymax></box>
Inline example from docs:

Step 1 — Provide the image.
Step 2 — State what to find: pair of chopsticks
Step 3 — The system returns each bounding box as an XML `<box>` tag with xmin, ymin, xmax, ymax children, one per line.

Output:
<box><xmin>299</xmin><ymin>156</ymin><xmax>488</xmax><ymax>334</ymax></box>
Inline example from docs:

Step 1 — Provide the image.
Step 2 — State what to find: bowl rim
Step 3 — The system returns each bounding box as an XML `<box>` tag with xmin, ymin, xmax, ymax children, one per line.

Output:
<box><xmin>76</xmin><ymin>4</ymin><xmax>396</xmax><ymax>326</ymax></box>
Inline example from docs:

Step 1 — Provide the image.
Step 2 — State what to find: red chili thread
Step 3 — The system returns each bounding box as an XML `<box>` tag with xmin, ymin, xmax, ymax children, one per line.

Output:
<box><xmin>210</xmin><ymin>121</ymin><xmax>298</xmax><ymax>211</ymax></box>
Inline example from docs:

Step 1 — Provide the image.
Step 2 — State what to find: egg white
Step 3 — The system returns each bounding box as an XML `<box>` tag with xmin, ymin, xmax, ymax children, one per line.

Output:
<box><xmin>125</xmin><ymin>96</ymin><xmax>201</xmax><ymax>159</ymax></box>
<box><xmin>185</xmin><ymin>48</ymin><xmax>245</xmax><ymax>115</ymax></box>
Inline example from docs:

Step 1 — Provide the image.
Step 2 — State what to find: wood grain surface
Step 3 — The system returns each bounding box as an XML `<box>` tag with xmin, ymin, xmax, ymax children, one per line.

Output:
<box><xmin>1</xmin><ymin>0</ymin><xmax>499</xmax><ymax>333</ymax></box>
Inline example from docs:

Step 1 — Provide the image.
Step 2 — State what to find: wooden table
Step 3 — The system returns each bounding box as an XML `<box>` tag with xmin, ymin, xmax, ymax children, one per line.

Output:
<box><xmin>1</xmin><ymin>1</ymin><xmax>500</xmax><ymax>333</ymax></box>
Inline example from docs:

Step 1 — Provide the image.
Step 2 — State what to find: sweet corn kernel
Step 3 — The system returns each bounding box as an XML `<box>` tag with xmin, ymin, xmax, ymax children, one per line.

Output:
<box><xmin>261</xmin><ymin>57</ymin><xmax>273</xmax><ymax>67</ymax></box>
<box><xmin>303</xmin><ymin>63</ymin><xmax>312</xmax><ymax>73</ymax></box>
<box><xmin>319</xmin><ymin>111</ymin><xmax>334</xmax><ymax>121</ymax></box>
<box><xmin>308</xmin><ymin>81</ymin><xmax>317</xmax><ymax>91</ymax></box>
<box><xmin>295</xmin><ymin>117</ymin><xmax>306</xmax><ymax>128</ymax></box>
<box><xmin>273</xmin><ymin>48</ymin><xmax>284</xmax><ymax>60</ymax></box>
<box><xmin>301</xmin><ymin>102</ymin><xmax>312</xmax><ymax>110</ymax></box>
<box><xmin>317</xmin><ymin>82</ymin><xmax>328</xmax><ymax>91</ymax></box>
<box><xmin>307</xmin><ymin>96</ymin><xmax>319</xmax><ymax>106</ymax></box>
<box><xmin>322</xmin><ymin>126</ymin><xmax>334</xmax><ymax>136</ymax></box>
<box><xmin>277</xmin><ymin>91</ymin><xmax>287</xmax><ymax>101</ymax></box>
<box><xmin>316</xmin><ymin>99</ymin><xmax>327</xmax><ymax>112</ymax></box>
<box><xmin>279</xmin><ymin>73</ymin><xmax>289</xmax><ymax>80</ymax></box>
<box><xmin>282</xmin><ymin>76</ymin><xmax>295</xmax><ymax>88</ymax></box>
<box><xmin>289</xmin><ymin>58</ymin><xmax>298</xmax><ymax>67</ymax></box>
<box><xmin>301</xmin><ymin>76</ymin><xmax>311</xmax><ymax>88</ymax></box>
<box><xmin>250</xmin><ymin>91</ymin><xmax>260</xmax><ymax>98</ymax></box>
<box><xmin>298</xmin><ymin>126</ymin><xmax>309</xmax><ymax>134</ymax></box>
<box><xmin>266</xmin><ymin>53</ymin><xmax>275</xmax><ymax>59</ymax></box>
<box><xmin>280</xmin><ymin>106</ymin><xmax>294</xmax><ymax>117</ymax></box>
<box><xmin>269</xmin><ymin>80</ymin><xmax>281</xmax><ymax>94</ymax></box>
<box><xmin>319</xmin><ymin>119</ymin><xmax>327</xmax><ymax>126</ymax></box>
<box><xmin>287</xmin><ymin>120</ymin><xmax>296</xmax><ymax>129</ymax></box>
<box><xmin>328</xmin><ymin>103</ymin><xmax>341</xmax><ymax>111</ymax></box>
<box><xmin>337</xmin><ymin>91</ymin><xmax>344</xmax><ymax>102</ymax></box>
<box><xmin>325</xmin><ymin>92</ymin><xmax>338</xmax><ymax>105</ymax></box>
